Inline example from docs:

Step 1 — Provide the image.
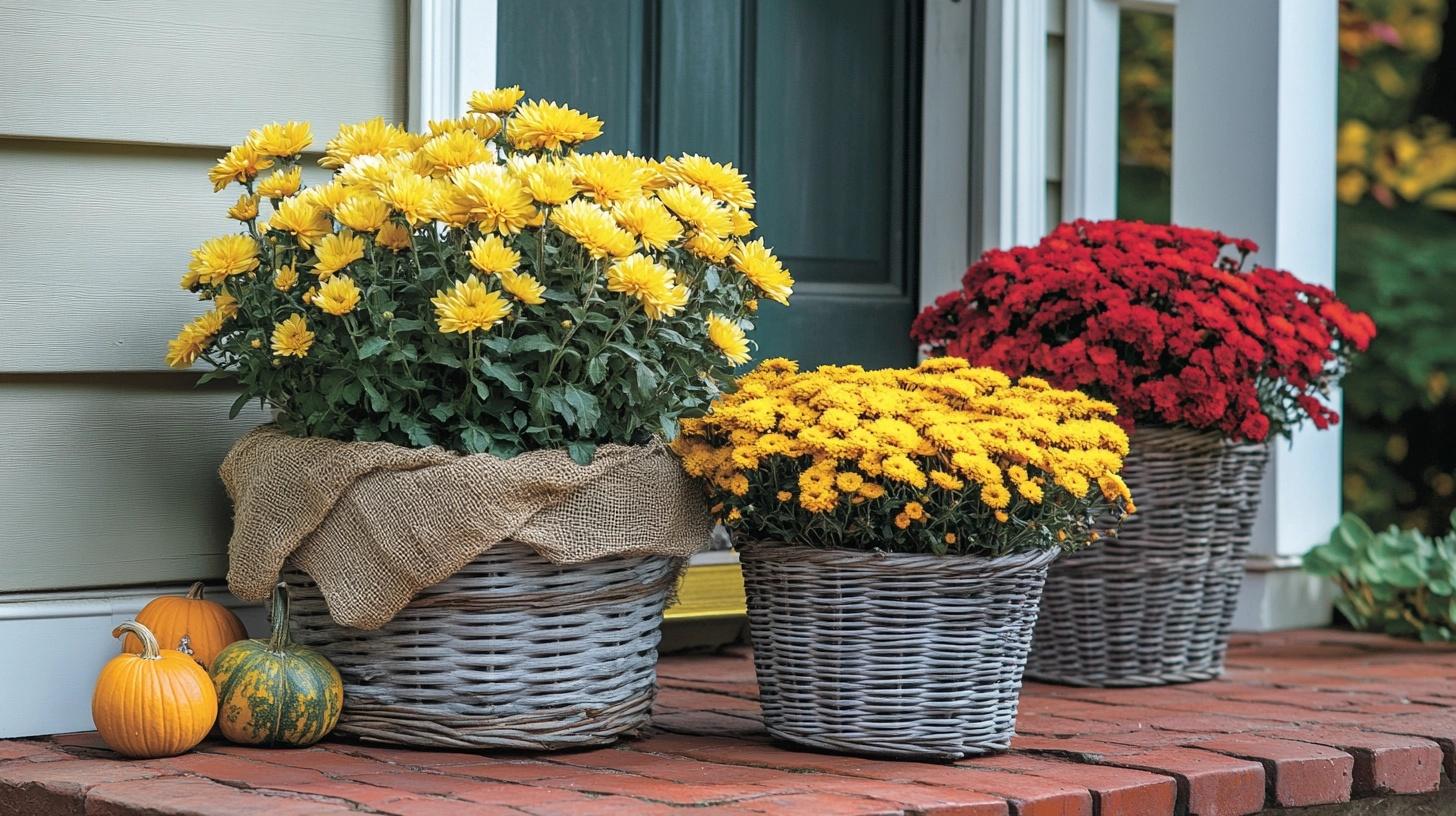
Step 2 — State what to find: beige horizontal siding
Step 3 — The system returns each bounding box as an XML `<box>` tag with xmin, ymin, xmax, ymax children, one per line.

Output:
<box><xmin>0</xmin><ymin>379</ymin><xmax>270</xmax><ymax>592</ymax></box>
<box><xmin>0</xmin><ymin>0</ymin><xmax>407</xmax><ymax>149</ymax></box>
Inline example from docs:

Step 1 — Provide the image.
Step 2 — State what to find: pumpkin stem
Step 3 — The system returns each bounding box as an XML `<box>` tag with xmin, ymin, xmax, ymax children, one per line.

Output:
<box><xmin>186</xmin><ymin>581</ymin><xmax>207</xmax><ymax>600</ymax></box>
<box><xmin>113</xmin><ymin>620</ymin><xmax>161</xmax><ymax>660</ymax></box>
<box><xmin>268</xmin><ymin>581</ymin><xmax>293</xmax><ymax>650</ymax></box>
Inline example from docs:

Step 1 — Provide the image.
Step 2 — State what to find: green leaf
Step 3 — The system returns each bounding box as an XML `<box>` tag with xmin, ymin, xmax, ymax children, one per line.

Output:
<box><xmin>390</xmin><ymin>318</ymin><xmax>425</xmax><ymax>331</ymax></box>
<box><xmin>428</xmin><ymin>403</ymin><xmax>456</xmax><ymax>422</ymax></box>
<box><xmin>566</xmin><ymin>440</ymin><xmax>596</xmax><ymax>466</ymax></box>
<box><xmin>510</xmin><ymin>335</ymin><xmax>558</xmax><ymax>354</ymax></box>
<box><xmin>357</xmin><ymin>337</ymin><xmax>390</xmax><ymax>359</ymax></box>
<box><xmin>587</xmin><ymin>355</ymin><xmax>608</xmax><ymax>385</ymax></box>
<box><xmin>478</xmin><ymin>361</ymin><xmax>523</xmax><ymax>392</ymax></box>
<box><xmin>228</xmin><ymin>392</ymin><xmax>253</xmax><ymax>420</ymax></box>
<box><xmin>635</xmin><ymin>362</ymin><xmax>658</xmax><ymax>394</ymax></box>
<box><xmin>561</xmin><ymin>385</ymin><xmax>600</xmax><ymax>433</ymax></box>
<box><xmin>360</xmin><ymin>377</ymin><xmax>389</xmax><ymax>412</ymax></box>
<box><xmin>460</xmin><ymin>425</ymin><xmax>490</xmax><ymax>454</ymax></box>
<box><xmin>426</xmin><ymin>348</ymin><xmax>463</xmax><ymax>368</ymax></box>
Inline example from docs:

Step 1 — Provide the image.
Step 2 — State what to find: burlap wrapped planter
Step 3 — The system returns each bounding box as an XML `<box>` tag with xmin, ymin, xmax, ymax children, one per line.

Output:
<box><xmin>739</xmin><ymin>542</ymin><xmax>1057</xmax><ymax>761</ymax></box>
<box><xmin>1027</xmin><ymin>426</ymin><xmax>1271</xmax><ymax>687</ymax></box>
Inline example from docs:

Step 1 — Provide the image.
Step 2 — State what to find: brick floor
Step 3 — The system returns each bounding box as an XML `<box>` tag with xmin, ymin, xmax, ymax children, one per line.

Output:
<box><xmin>3</xmin><ymin>630</ymin><xmax>1455</xmax><ymax>816</ymax></box>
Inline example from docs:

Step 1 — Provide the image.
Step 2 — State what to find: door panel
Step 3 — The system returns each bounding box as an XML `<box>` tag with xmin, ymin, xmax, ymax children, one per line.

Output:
<box><xmin>499</xmin><ymin>0</ymin><xmax>921</xmax><ymax>369</ymax></box>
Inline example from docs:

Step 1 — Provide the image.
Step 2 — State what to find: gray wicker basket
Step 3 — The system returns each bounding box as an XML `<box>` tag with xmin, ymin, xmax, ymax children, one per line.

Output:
<box><xmin>285</xmin><ymin>541</ymin><xmax>680</xmax><ymax>750</ymax></box>
<box><xmin>1026</xmin><ymin>426</ymin><xmax>1270</xmax><ymax>687</ymax></box>
<box><xmin>739</xmin><ymin>542</ymin><xmax>1057</xmax><ymax>761</ymax></box>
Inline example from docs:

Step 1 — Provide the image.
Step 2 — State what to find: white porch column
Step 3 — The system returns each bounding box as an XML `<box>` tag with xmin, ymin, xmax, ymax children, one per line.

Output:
<box><xmin>1170</xmin><ymin>0</ymin><xmax>1340</xmax><ymax>630</ymax></box>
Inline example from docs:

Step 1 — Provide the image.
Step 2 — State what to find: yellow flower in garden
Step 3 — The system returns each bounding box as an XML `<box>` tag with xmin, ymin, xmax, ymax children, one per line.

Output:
<box><xmin>776</xmin><ymin>490</ymin><xmax>793</xmax><ymax>502</ymax></box>
<box><xmin>467</xmin><ymin>235</ymin><xmax>521</xmax><ymax>274</ymax></box>
<box><xmin>255</xmin><ymin>166</ymin><xmax>303</xmax><ymax>199</ymax></box>
<box><xmin>429</xmin><ymin>114</ymin><xmax>502</xmax><ymax>142</ymax></box>
<box><xmin>432</xmin><ymin>275</ymin><xmax>512</xmax><ymax>334</ymax></box>
<box><xmin>570</xmin><ymin>152</ymin><xmax>648</xmax><ymax>205</ymax></box>
<box><xmin>706</xmin><ymin>314</ymin><xmax>750</xmax><ymax>365</ymax></box>
<box><xmin>165</xmin><ymin>310</ymin><xmax>225</xmax><ymax>368</ymax></box>
<box><xmin>552</xmin><ymin>199</ymin><xmax>636</xmax><ymax>259</ymax></box>
<box><xmin>685</xmin><ymin>233</ymin><xmax>734</xmax><ymax>263</ymax></box>
<box><xmin>730</xmin><ymin>208</ymin><xmax>756</xmax><ymax>237</ymax></box>
<box><xmin>209</xmin><ymin>143</ymin><xmax>273</xmax><ymax>191</ymax></box>
<box><xmin>506</xmin><ymin>100</ymin><xmax>603</xmax><ymax>150</ymax></box>
<box><xmin>191</xmin><ymin>234</ymin><xmax>260</xmax><ymax>285</ymax></box>
<box><xmin>212</xmin><ymin>293</ymin><xmax>239</xmax><ymax>321</ymax></box>
<box><xmin>613</xmin><ymin>196</ymin><xmax>684</xmax><ymax>251</ymax></box>
<box><xmin>300</xmin><ymin>179</ymin><xmax>357</xmax><ymax>214</ymax></box>
<box><xmin>731</xmin><ymin>239</ymin><xmax>793</xmax><ymax>305</ymax></box>
<box><xmin>421</xmin><ymin>130</ymin><xmax>492</xmax><ymax>174</ymax></box>
<box><xmin>270</xmin><ymin>314</ymin><xmax>315</xmax><ymax>358</ymax></box>
<box><xmin>247</xmin><ymin>121</ymin><xmax>313</xmax><ymax>157</ymax></box>
<box><xmin>893</xmin><ymin>513</ymin><xmax>912</xmax><ymax>530</ymax></box>
<box><xmin>274</xmin><ymin>264</ymin><xmax>299</xmax><ymax>291</ymax></box>
<box><xmin>469</xmin><ymin>86</ymin><xmax>526</xmax><ymax>114</ymax></box>
<box><xmin>903</xmin><ymin>501</ymin><xmax>925</xmax><ymax>521</ymax></box>
<box><xmin>226</xmin><ymin>194</ymin><xmax>260</xmax><ymax>221</ymax></box>
<box><xmin>333</xmin><ymin>194</ymin><xmax>391</xmax><ymax>233</ymax></box>
<box><xmin>320</xmin><ymin>117</ymin><xmax>414</xmax><ymax>168</ymax></box>
<box><xmin>515</xmin><ymin>159</ymin><xmax>579</xmax><ymax>205</ymax></box>
<box><xmin>606</xmin><ymin>254</ymin><xmax>688</xmax><ymax>319</ymax></box>
<box><xmin>445</xmin><ymin>164</ymin><xmax>537</xmax><ymax>233</ymax></box>
<box><xmin>375</xmin><ymin>221</ymin><xmax>412</xmax><ymax>252</ymax></box>
<box><xmin>656</xmin><ymin>183</ymin><xmax>733</xmax><ymax>239</ymax></box>
<box><xmin>499</xmin><ymin>270</ymin><xmax>546</xmax><ymax>305</ymax></box>
<box><xmin>313</xmin><ymin>275</ymin><xmax>362</xmax><ymax>316</ymax></box>
<box><xmin>267</xmin><ymin>197</ymin><xmax>332</xmax><ymax>248</ymax></box>
<box><xmin>661</xmin><ymin>154</ymin><xmax>755</xmax><ymax>209</ymax></box>
<box><xmin>380</xmin><ymin>172</ymin><xmax>440</xmax><ymax>226</ymax></box>
<box><xmin>313</xmin><ymin>231</ymin><xmax>366</xmax><ymax>277</ymax></box>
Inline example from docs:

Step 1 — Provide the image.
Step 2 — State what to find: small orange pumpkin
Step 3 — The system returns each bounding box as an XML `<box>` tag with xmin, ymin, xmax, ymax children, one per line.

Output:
<box><xmin>93</xmin><ymin>620</ymin><xmax>217</xmax><ymax>758</ymax></box>
<box><xmin>123</xmin><ymin>581</ymin><xmax>247</xmax><ymax>669</ymax></box>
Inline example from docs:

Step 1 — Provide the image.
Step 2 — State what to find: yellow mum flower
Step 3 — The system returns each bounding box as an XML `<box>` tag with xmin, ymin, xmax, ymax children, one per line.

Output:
<box><xmin>731</xmin><ymin>239</ymin><xmax>794</xmax><ymax>306</ymax></box>
<box><xmin>729</xmin><ymin>207</ymin><xmax>756</xmax><ymax>237</ymax></box>
<box><xmin>857</xmin><ymin>482</ymin><xmax>887</xmax><ymax>500</ymax></box>
<box><xmin>661</xmin><ymin>154</ymin><xmax>755</xmax><ymax>209</ymax></box>
<box><xmin>685</xmin><ymin>233</ymin><xmax>734</xmax><ymax>263</ymax></box>
<box><xmin>515</xmin><ymin>159</ymin><xmax>579</xmax><ymax>205</ymax></box>
<box><xmin>893</xmin><ymin>512</ymin><xmax>912</xmax><ymax>530</ymax></box>
<box><xmin>270</xmin><ymin>314</ymin><xmax>315</xmax><ymax>358</ymax></box>
<box><xmin>380</xmin><ymin>172</ymin><xmax>440</xmax><ymax>226</ymax></box>
<box><xmin>427</xmin><ymin>114</ymin><xmax>502</xmax><ymax>142</ymax></box>
<box><xmin>656</xmin><ymin>183</ymin><xmax>733</xmax><ymax>239</ymax></box>
<box><xmin>506</xmin><ymin>100</ymin><xmax>604</xmax><ymax>150</ymax></box>
<box><xmin>227</xmin><ymin>194</ymin><xmax>260</xmax><ymax>221</ymax></box>
<box><xmin>333</xmin><ymin>194</ymin><xmax>391</xmax><ymax>233</ymax></box>
<box><xmin>980</xmin><ymin>482</ymin><xmax>1012</xmax><ymax>510</ymax></box>
<box><xmin>300</xmin><ymin>179</ymin><xmax>357</xmax><ymax>213</ymax></box>
<box><xmin>613</xmin><ymin>196</ymin><xmax>684</xmax><ymax>251</ymax></box>
<box><xmin>834</xmin><ymin>472</ymin><xmax>865</xmax><ymax>492</ymax></box>
<box><xmin>569</xmin><ymin>152</ymin><xmax>648</xmax><ymax>205</ymax></box>
<box><xmin>469</xmin><ymin>86</ymin><xmax>526</xmax><ymax>114</ymax></box>
<box><xmin>255</xmin><ymin>166</ymin><xmax>303</xmax><ymax>199</ymax></box>
<box><xmin>432</xmin><ymin>275</ymin><xmax>512</xmax><ymax>334</ymax></box>
<box><xmin>995</xmin><ymin>511</ymin><xmax>1010</xmax><ymax>523</ymax></box>
<box><xmin>706</xmin><ymin>314</ymin><xmax>751</xmax><ymax>366</ymax></box>
<box><xmin>552</xmin><ymin>199</ymin><xmax>636</xmax><ymax>258</ymax></box>
<box><xmin>468</xmin><ymin>235</ymin><xmax>522</xmax><ymax>275</ymax></box>
<box><xmin>313</xmin><ymin>274</ymin><xmax>362</xmax><ymax>316</ymax></box>
<box><xmin>605</xmin><ymin>254</ymin><xmax>689</xmax><ymax>319</ymax></box>
<box><xmin>267</xmin><ymin>197</ymin><xmax>332</xmax><ymax>248</ymax></box>
<box><xmin>375</xmin><ymin>221</ymin><xmax>412</xmax><ymax>252</ymax></box>
<box><xmin>191</xmin><ymin>234</ymin><xmax>260</xmax><ymax>286</ymax></box>
<box><xmin>247</xmin><ymin>121</ymin><xmax>313</xmax><ymax>157</ymax></box>
<box><xmin>445</xmin><ymin>164</ymin><xmax>537</xmax><ymax>233</ymax></box>
<box><xmin>903</xmin><ymin>501</ymin><xmax>925</xmax><ymax>521</ymax></box>
<box><xmin>209</xmin><ymin>143</ymin><xmax>273</xmax><ymax>192</ymax></box>
<box><xmin>421</xmin><ymin>130</ymin><xmax>492</xmax><ymax>174</ymax></box>
<box><xmin>313</xmin><ymin>231</ymin><xmax>366</xmax><ymax>278</ymax></box>
<box><xmin>499</xmin><ymin>269</ymin><xmax>546</xmax><ymax>305</ymax></box>
<box><xmin>882</xmin><ymin>454</ymin><xmax>928</xmax><ymax>489</ymax></box>
<box><xmin>274</xmin><ymin>264</ymin><xmax>299</xmax><ymax>291</ymax></box>
<box><xmin>164</xmin><ymin>311</ymin><xmax>224</xmax><ymax>368</ymax></box>
<box><xmin>320</xmin><ymin>117</ymin><xmax>414</xmax><ymax>169</ymax></box>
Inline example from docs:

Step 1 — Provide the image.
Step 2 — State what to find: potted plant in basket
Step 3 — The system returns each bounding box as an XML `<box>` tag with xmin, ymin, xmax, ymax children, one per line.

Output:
<box><xmin>913</xmin><ymin>219</ymin><xmax>1375</xmax><ymax>686</ymax></box>
<box><xmin>165</xmin><ymin>87</ymin><xmax>792</xmax><ymax>749</ymax></box>
<box><xmin>673</xmin><ymin>357</ymin><xmax>1135</xmax><ymax>759</ymax></box>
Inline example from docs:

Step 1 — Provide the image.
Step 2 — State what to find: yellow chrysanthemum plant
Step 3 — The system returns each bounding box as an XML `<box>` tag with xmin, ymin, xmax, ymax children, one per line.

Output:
<box><xmin>168</xmin><ymin>89</ymin><xmax>792</xmax><ymax>463</ymax></box>
<box><xmin>672</xmin><ymin>358</ymin><xmax>1136</xmax><ymax>556</ymax></box>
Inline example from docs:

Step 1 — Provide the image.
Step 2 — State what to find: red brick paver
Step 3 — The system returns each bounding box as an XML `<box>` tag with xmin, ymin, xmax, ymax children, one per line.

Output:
<box><xmin>2</xmin><ymin>630</ymin><xmax>1456</xmax><ymax>815</ymax></box>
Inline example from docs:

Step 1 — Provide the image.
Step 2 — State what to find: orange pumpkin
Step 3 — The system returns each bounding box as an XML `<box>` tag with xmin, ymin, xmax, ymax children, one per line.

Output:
<box><xmin>123</xmin><ymin>581</ymin><xmax>247</xmax><ymax>669</ymax></box>
<box><xmin>93</xmin><ymin>621</ymin><xmax>217</xmax><ymax>758</ymax></box>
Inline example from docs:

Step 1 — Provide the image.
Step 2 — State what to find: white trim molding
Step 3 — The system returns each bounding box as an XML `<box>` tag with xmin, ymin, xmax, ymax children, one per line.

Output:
<box><xmin>408</xmin><ymin>0</ymin><xmax>499</xmax><ymax>130</ymax></box>
<box><xmin>1060</xmin><ymin>0</ymin><xmax>1121</xmax><ymax>220</ymax></box>
<box><xmin>973</xmin><ymin>0</ymin><xmax>1048</xmax><ymax>254</ymax></box>
<box><xmin>918</xmin><ymin>0</ymin><xmax>975</xmax><ymax>309</ymax></box>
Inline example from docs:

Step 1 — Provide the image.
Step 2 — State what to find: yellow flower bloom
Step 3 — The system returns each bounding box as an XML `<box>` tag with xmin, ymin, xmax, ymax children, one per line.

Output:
<box><xmin>421</xmin><ymin>130</ymin><xmax>492</xmax><ymax>174</ymax></box>
<box><xmin>552</xmin><ymin>199</ymin><xmax>636</xmax><ymax>259</ymax></box>
<box><xmin>227</xmin><ymin>194</ymin><xmax>260</xmax><ymax>221</ymax></box>
<box><xmin>247</xmin><ymin>121</ymin><xmax>313</xmax><ymax>157</ymax></box>
<box><xmin>274</xmin><ymin>264</ymin><xmax>299</xmax><ymax>291</ymax></box>
<box><xmin>729</xmin><ymin>207</ymin><xmax>756</xmax><ymax>237</ymax></box>
<box><xmin>684</xmin><ymin>233</ymin><xmax>734</xmax><ymax>263</ymax></box>
<box><xmin>267</xmin><ymin>197</ymin><xmax>332</xmax><ymax>248</ymax></box>
<box><xmin>333</xmin><ymin>194</ymin><xmax>391</xmax><ymax>233</ymax></box>
<box><xmin>515</xmin><ymin>159</ymin><xmax>579</xmax><ymax>205</ymax></box>
<box><xmin>320</xmin><ymin>117</ymin><xmax>414</xmax><ymax>169</ymax></box>
<box><xmin>776</xmin><ymin>490</ymin><xmax>793</xmax><ymax>502</ymax></box>
<box><xmin>731</xmin><ymin>239</ymin><xmax>794</xmax><ymax>305</ymax></box>
<box><xmin>499</xmin><ymin>269</ymin><xmax>546</xmax><ymax>305</ymax></box>
<box><xmin>660</xmin><ymin>154</ymin><xmax>755</xmax><ymax>209</ymax></box>
<box><xmin>444</xmin><ymin>164</ymin><xmax>537</xmax><ymax>233</ymax></box>
<box><xmin>313</xmin><ymin>274</ymin><xmax>362</xmax><ymax>316</ymax></box>
<box><xmin>569</xmin><ymin>152</ymin><xmax>648</xmax><ymax>205</ymax></box>
<box><xmin>270</xmin><ymin>314</ymin><xmax>315</xmax><ymax>358</ymax></box>
<box><xmin>706</xmin><ymin>314</ymin><xmax>750</xmax><ymax>365</ymax></box>
<box><xmin>994</xmin><ymin>511</ymin><xmax>1010</xmax><ymax>523</ymax></box>
<box><xmin>380</xmin><ymin>172</ymin><xmax>440</xmax><ymax>226</ymax></box>
<box><xmin>656</xmin><ymin>183</ymin><xmax>733</xmax><ymax>239</ymax></box>
<box><xmin>432</xmin><ymin>275</ymin><xmax>512</xmax><ymax>334</ymax></box>
<box><xmin>944</xmin><ymin>532</ymin><xmax>958</xmax><ymax>545</ymax></box>
<box><xmin>467</xmin><ymin>235</ymin><xmax>522</xmax><ymax>274</ymax></box>
<box><xmin>190</xmin><ymin>234</ymin><xmax>260</xmax><ymax>286</ymax></box>
<box><xmin>893</xmin><ymin>512</ymin><xmax>912</xmax><ymax>530</ymax></box>
<box><xmin>469</xmin><ymin>86</ymin><xmax>526</xmax><ymax>114</ymax></box>
<box><xmin>613</xmin><ymin>196</ymin><xmax>684</xmax><ymax>251</ymax></box>
<box><xmin>429</xmin><ymin>114</ymin><xmax>503</xmax><ymax>142</ymax></box>
<box><xmin>209</xmin><ymin>143</ymin><xmax>273</xmax><ymax>191</ymax></box>
<box><xmin>164</xmin><ymin>310</ymin><xmax>225</xmax><ymax>368</ymax></box>
<box><xmin>375</xmin><ymin>221</ymin><xmax>412</xmax><ymax>252</ymax></box>
<box><xmin>313</xmin><ymin>231</ymin><xmax>366</xmax><ymax>278</ymax></box>
<box><xmin>604</xmin><ymin>254</ymin><xmax>690</xmax><ymax>319</ymax></box>
<box><xmin>903</xmin><ymin>501</ymin><xmax>925</xmax><ymax>521</ymax></box>
<box><xmin>255</xmin><ymin>166</ymin><xmax>303</xmax><ymax>199</ymax></box>
<box><xmin>506</xmin><ymin>100</ymin><xmax>604</xmax><ymax>150</ymax></box>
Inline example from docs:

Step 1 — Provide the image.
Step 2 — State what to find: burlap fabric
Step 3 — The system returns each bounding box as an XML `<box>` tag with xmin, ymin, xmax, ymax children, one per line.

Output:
<box><xmin>221</xmin><ymin>426</ymin><xmax>711</xmax><ymax>629</ymax></box>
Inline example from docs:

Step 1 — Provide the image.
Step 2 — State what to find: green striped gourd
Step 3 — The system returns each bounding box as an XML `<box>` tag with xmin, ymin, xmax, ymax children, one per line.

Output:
<box><xmin>210</xmin><ymin>581</ymin><xmax>342</xmax><ymax>747</ymax></box>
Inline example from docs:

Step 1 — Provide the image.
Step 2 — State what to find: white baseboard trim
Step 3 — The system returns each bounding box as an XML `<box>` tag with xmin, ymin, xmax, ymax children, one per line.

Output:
<box><xmin>1232</xmin><ymin>563</ymin><xmax>1336</xmax><ymax>632</ymax></box>
<box><xmin>0</xmin><ymin>583</ymin><xmax>267</xmax><ymax>739</ymax></box>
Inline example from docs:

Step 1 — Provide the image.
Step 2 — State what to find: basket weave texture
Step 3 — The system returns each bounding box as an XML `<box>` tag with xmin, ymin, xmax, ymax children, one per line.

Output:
<box><xmin>739</xmin><ymin>542</ymin><xmax>1056</xmax><ymax>761</ymax></box>
<box><xmin>286</xmin><ymin>541</ymin><xmax>679</xmax><ymax>750</ymax></box>
<box><xmin>1027</xmin><ymin>425</ymin><xmax>1271</xmax><ymax>687</ymax></box>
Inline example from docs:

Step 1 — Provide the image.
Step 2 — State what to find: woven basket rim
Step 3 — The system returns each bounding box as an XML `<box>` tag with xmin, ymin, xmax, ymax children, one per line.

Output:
<box><xmin>737</xmin><ymin>540</ymin><xmax>1059</xmax><ymax>575</ymax></box>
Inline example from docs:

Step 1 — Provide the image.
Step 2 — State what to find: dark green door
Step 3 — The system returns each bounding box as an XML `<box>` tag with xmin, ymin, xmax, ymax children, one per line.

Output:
<box><xmin>499</xmin><ymin>0</ymin><xmax>921</xmax><ymax>369</ymax></box>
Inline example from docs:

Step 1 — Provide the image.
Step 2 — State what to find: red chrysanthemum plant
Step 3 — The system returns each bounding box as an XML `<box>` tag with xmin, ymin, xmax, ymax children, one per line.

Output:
<box><xmin>911</xmin><ymin>219</ymin><xmax>1376</xmax><ymax>443</ymax></box>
